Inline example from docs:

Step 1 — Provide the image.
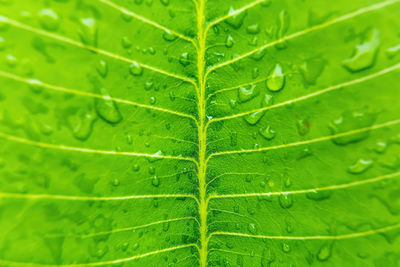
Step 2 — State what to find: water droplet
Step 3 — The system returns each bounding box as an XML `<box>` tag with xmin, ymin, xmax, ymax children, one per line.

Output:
<box><xmin>374</xmin><ymin>140</ymin><xmax>387</xmax><ymax>153</ymax></box>
<box><xmin>261</xmin><ymin>94</ymin><xmax>273</xmax><ymax>107</ymax></box>
<box><xmin>160</xmin><ymin>0</ymin><xmax>169</xmax><ymax>6</ymax></box>
<box><xmin>38</xmin><ymin>8</ymin><xmax>60</xmax><ymax>31</ymax></box>
<box><xmin>343</xmin><ymin>29</ymin><xmax>380</xmax><ymax>72</ymax></box>
<box><xmin>347</xmin><ymin>158</ymin><xmax>373</xmax><ymax>174</ymax></box>
<box><xmin>149</xmin><ymin>96</ymin><xmax>156</xmax><ymax>104</ymax></box>
<box><xmin>179</xmin><ymin>52</ymin><xmax>190</xmax><ymax>66</ymax></box>
<box><xmin>95</xmin><ymin>88</ymin><xmax>122</xmax><ymax>124</ymax></box>
<box><xmin>266</xmin><ymin>64</ymin><xmax>285</xmax><ymax>92</ymax></box>
<box><xmin>225</xmin><ymin>35</ymin><xmax>234</xmax><ymax>48</ymax></box>
<box><xmin>96</xmin><ymin>60</ymin><xmax>108</xmax><ymax>78</ymax></box>
<box><xmin>226</xmin><ymin>7</ymin><xmax>247</xmax><ymax>29</ymax></box>
<box><xmin>121</xmin><ymin>36</ymin><xmax>132</xmax><ymax>48</ymax></box>
<box><xmin>73</xmin><ymin>112</ymin><xmax>96</xmax><ymax>141</ymax></box>
<box><xmin>247</xmin><ymin>24</ymin><xmax>260</xmax><ymax>34</ymax></box>
<box><xmin>78</xmin><ymin>17</ymin><xmax>97</xmax><ymax>46</ymax></box>
<box><xmin>132</xmin><ymin>164</ymin><xmax>140</xmax><ymax>172</ymax></box>
<box><xmin>306</xmin><ymin>190</ymin><xmax>331</xmax><ymax>201</ymax></box>
<box><xmin>244</xmin><ymin>111</ymin><xmax>265</xmax><ymax>125</ymax></box>
<box><xmin>330</xmin><ymin>110</ymin><xmax>376</xmax><ymax>145</ymax></box>
<box><xmin>279</xmin><ymin>193</ymin><xmax>293</xmax><ymax>208</ymax></box>
<box><xmin>238</xmin><ymin>84</ymin><xmax>259</xmax><ymax>102</ymax></box>
<box><xmin>0</xmin><ymin>36</ymin><xmax>5</xmax><ymax>51</ymax></box>
<box><xmin>163</xmin><ymin>30</ymin><xmax>177</xmax><ymax>42</ymax></box>
<box><xmin>386</xmin><ymin>44</ymin><xmax>400</xmax><ymax>59</ymax></box>
<box><xmin>296</xmin><ymin>119</ymin><xmax>310</xmax><ymax>136</ymax></box>
<box><xmin>282</xmin><ymin>243</ymin><xmax>291</xmax><ymax>253</ymax></box>
<box><xmin>276</xmin><ymin>10</ymin><xmax>290</xmax><ymax>49</ymax></box>
<box><xmin>28</xmin><ymin>78</ymin><xmax>43</xmax><ymax>93</ymax></box>
<box><xmin>248</xmin><ymin>223</ymin><xmax>257</xmax><ymax>234</ymax></box>
<box><xmin>317</xmin><ymin>243</ymin><xmax>332</xmax><ymax>261</ymax></box>
<box><xmin>129</xmin><ymin>61</ymin><xmax>143</xmax><ymax>76</ymax></box>
<box><xmin>260</xmin><ymin>125</ymin><xmax>275</xmax><ymax>140</ymax></box>
<box><xmin>152</xmin><ymin>176</ymin><xmax>160</xmax><ymax>187</ymax></box>
<box><xmin>300</xmin><ymin>57</ymin><xmax>327</xmax><ymax>85</ymax></box>
<box><xmin>112</xmin><ymin>178</ymin><xmax>120</xmax><ymax>186</ymax></box>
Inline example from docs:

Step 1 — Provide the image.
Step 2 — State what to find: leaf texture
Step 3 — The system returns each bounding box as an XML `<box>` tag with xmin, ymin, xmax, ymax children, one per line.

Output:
<box><xmin>0</xmin><ymin>0</ymin><xmax>400</xmax><ymax>266</ymax></box>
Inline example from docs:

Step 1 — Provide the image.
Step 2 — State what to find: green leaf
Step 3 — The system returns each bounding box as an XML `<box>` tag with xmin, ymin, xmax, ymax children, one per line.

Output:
<box><xmin>1</xmin><ymin>0</ymin><xmax>400</xmax><ymax>266</ymax></box>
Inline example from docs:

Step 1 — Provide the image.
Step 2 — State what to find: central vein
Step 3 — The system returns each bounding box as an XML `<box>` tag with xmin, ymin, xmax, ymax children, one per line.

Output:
<box><xmin>195</xmin><ymin>0</ymin><xmax>208</xmax><ymax>266</ymax></box>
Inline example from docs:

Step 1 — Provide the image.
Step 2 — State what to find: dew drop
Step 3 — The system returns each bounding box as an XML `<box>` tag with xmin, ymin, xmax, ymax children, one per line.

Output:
<box><xmin>112</xmin><ymin>178</ymin><xmax>120</xmax><ymax>186</ymax></box>
<box><xmin>386</xmin><ymin>44</ymin><xmax>400</xmax><ymax>59</ymax></box>
<box><xmin>266</xmin><ymin>64</ymin><xmax>285</xmax><ymax>92</ymax></box>
<box><xmin>73</xmin><ymin>112</ymin><xmax>97</xmax><ymax>141</ymax></box>
<box><xmin>95</xmin><ymin>88</ymin><xmax>122</xmax><ymax>124</ymax></box>
<box><xmin>78</xmin><ymin>17</ymin><xmax>98</xmax><ymax>46</ymax></box>
<box><xmin>306</xmin><ymin>190</ymin><xmax>331</xmax><ymax>201</ymax></box>
<box><xmin>276</xmin><ymin>10</ymin><xmax>290</xmax><ymax>49</ymax></box>
<box><xmin>238</xmin><ymin>84</ymin><xmax>259</xmax><ymax>103</ymax></box>
<box><xmin>247</xmin><ymin>24</ymin><xmax>260</xmax><ymax>34</ymax></box>
<box><xmin>121</xmin><ymin>36</ymin><xmax>132</xmax><ymax>48</ymax></box>
<box><xmin>282</xmin><ymin>243</ymin><xmax>291</xmax><ymax>253</ymax></box>
<box><xmin>27</xmin><ymin>78</ymin><xmax>43</xmax><ymax>93</ymax></box>
<box><xmin>163</xmin><ymin>30</ymin><xmax>177</xmax><ymax>42</ymax></box>
<box><xmin>225</xmin><ymin>7</ymin><xmax>247</xmax><ymax>29</ymax></box>
<box><xmin>347</xmin><ymin>158</ymin><xmax>373</xmax><ymax>174</ymax></box>
<box><xmin>260</xmin><ymin>125</ymin><xmax>275</xmax><ymax>140</ymax></box>
<box><xmin>279</xmin><ymin>193</ymin><xmax>293</xmax><ymax>208</ymax></box>
<box><xmin>317</xmin><ymin>243</ymin><xmax>332</xmax><ymax>261</ymax></box>
<box><xmin>374</xmin><ymin>140</ymin><xmax>387</xmax><ymax>153</ymax></box>
<box><xmin>247</xmin><ymin>223</ymin><xmax>257</xmax><ymax>234</ymax></box>
<box><xmin>225</xmin><ymin>35</ymin><xmax>234</xmax><ymax>48</ymax></box>
<box><xmin>343</xmin><ymin>28</ymin><xmax>380</xmax><ymax>72</ymax></box>
<box><xmin>96</xmin><ymin>60</ymin><xmax>108</xmax><ymax>78</ymax></box>
<box><xmin>129</xmin><ymin>61</ymin><xmax>143</xmax><ymax>76</ymax></box>
<box><xmin>179</xmin><ymin>52</ymin><xmax>190</xmax><ymax>66</ymax></box>
<box><xmin>330</xmin><ymin>110</ymin><xmax>376</xmax><ymax>145</ymax></box>
<box><xmin>152</xmin><ymin>176</ymin><xmax>160</xmax><ymax>187</ymax></box>
<box><xmin>38</xmin><ymin>8</ymin><xmax>60</xmax><ymax>31</ymax></box>
<box><xmin>244</xmin><ymin>111</ymin><xmax>265</xmax><ymax>125</ymax></box>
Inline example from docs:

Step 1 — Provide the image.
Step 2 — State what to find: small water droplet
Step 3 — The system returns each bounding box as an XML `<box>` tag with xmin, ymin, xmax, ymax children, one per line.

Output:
<box><xmin>343</xmin><ymin>28</ymin><xmax>380</xmax><ymax>72</ymax></box>
<box><xmin>78</xmin><ymin>17</ymin><xmax>97</xmax><ymax>46</ymax></box>
<box><xmin>246</xmin><ymin>24</ymin><xmax>260</xmax><ymax>34</ymax></box>
<box><xmin>238</xmin><ymin>84</ymin><xmax>259</xmax><ymax>102</ymax></box>
<box><xmin>163</xmin><ymin>30</ymin><xmax>177</xmax><ymax>42</ymax></box>
<box><xmin>279</xmin><ymin>193</ymin><xmax>293</xmax><ymax>208</ymax></box>
<box><xmin>317</xmin><ymin>243</ymin><xmax>332</xmax><ymax>261</ymax></box>
<box><xmin>179</xmin><ymin>52</ymin><xmax>190</xmax><ymax>66</ymax></box>
<box><xmin>386</xmin><ymin>44</ymin><xmax>400</xmax><ymax>59</ymax></box>
<box><xmin>306</xmin><ymin>190</ymin><xmax>331</xmax><ymax>201</ymax></box>
<box><xmin>121</xmin><ymin>36</ymin><xmax>132</xmax><ymax>48</ymax></box>
<box><xmin>225</xmin><ymin>35</ymin><xmax>234</xmax><ymax>48</ymax></box>
<box><xmin>244</xmin><ymin>111</ymin><xmax>265</xmax><ymax>125</ymax></box>
<box><xmin>96</xmin><ymin>60</ymin><xmax>108</xmax><ymax>78</ymax></box>
<box><xmin>38</xmin><ymin>8</ymin><xmax>60</xmax><ymax>31</ymax></box>
<box><xmin>95</xmin><ymin>88</ymin><xmax>122</xmax><ymax>124</ymax></box>
<box><xmin>347</xmin><ymin>158</ymin><xmax>373</xmax><ymax>174</ymax></box>
<box><xmin>260</xmin><ymin>125</ymin><xmax>275</xmax><ymax>140</ymax></box>
<box><xmin>266</xmin><ymin>64</ymin><xmax>285</xmax><ymax>92</ymax></box>
<box><xmin>27</xmin><ymin>78</ymin><xmax>43</xmax><ymax>93</ymax></box>
<box><xmin>226</xmin><ymin>7</ymin><xmax>247</xmax><ymax>29</ymax></box>
<box><xmin>152</xmin><ymin>176</ymin><xmax>160</xmax><ymax>187</ymax></box>
<box><xmin>282</xmin><ymin>243</ymin><xmax>291</xmax><ymax>253</ymax></box>
<box><xmin>129</xmin><ymin>61</ymin><xmax>143</xmax><ymax>76</ymax></box>
<box><xmin>73</xmin><ymin>112</ymin><xmax>97</xmax><ymax>141</ymax></box>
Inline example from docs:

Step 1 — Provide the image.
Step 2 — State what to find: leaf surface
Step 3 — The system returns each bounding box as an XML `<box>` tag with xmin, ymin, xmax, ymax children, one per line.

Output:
<box><xmin>0</xmin><ymin>0</ymin><xmax>400</xmax><ymax>266</ymax></box>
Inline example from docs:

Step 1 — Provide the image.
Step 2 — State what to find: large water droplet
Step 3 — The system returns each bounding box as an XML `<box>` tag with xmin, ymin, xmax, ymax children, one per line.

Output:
<box><xmin>343</xmin><ymin>29</ymin><xmax>380</xmax><ymax>72</ymax></box>
<box><xmin>266</xmin><ymin>64</ymin><xmax>285</xmax><ymax>92</ymax></box>
<box><xmin>163</xmin><ymin>30</ymin><xmax>177</xmax><ymax>42</ymax></box>
<box><xmin>38</xmin><ymin>8</ymin><xmax>60</xmax><ymax>31</ymax></box>
<box><xmin>279</xmin><ymin>193</ymin><xmax>293</xmax><ymax>208</ymax></box>
<box><xmin>95</xmin><ymin>88</ymin><xmax>122</xmax><ymax>124</ymax></box>
<box><xmin>330</xmin><ymin>110</ymin><xmax>376</xmax><ymax>145</ymax></box>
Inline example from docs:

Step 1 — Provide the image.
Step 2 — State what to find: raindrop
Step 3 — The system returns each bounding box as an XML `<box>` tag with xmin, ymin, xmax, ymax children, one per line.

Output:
<box><xmin>225</xmin><ymin>35</ymin><xmax>234</xmax><ymax>48</ymax></box>
<box><xmin>260</xmin><ymin>125</ymin><xmax>275</xmax><ymax>140</ymax></box>
<box><xmin>38</xmin><ymin>8</ymin><xmax>60</xmax><ymax>31</ymax></box>
<box><xmin>73</xmin><ymin>112</ymin><xmax>97</xmax><ymax>141</ymax></box>
<box><xmin>96</xmin><ymin>60</ymin><xmax>108</xmax><ymax>78</ymax></box>
<box><xmin>95</xmin><ymin>88</ymin><xmax>122</xmax><ymax>124</ymax></box>
<box><xmin>238</xmin><ymin>84</ymin><xmax>259</xmax><ymax>102</ymax></box>
<box><xmin>246</xmin><ymin>24</ymin><xmax>260</xmax><ymax>34</ymax></box>
<box><xmin>225</xmin><ymin>7</ymin><xmax>247</xmax><ymax>29</ymax></box>
<box><xmin>343</xmin><ymin>29</ymin><xmax>380</xmax><ymax>72</ymax></box>
<box><xmin>386</xmin><ymin>44</ymin><xmax>400</xmax><ymax>59</ymax></box>
<box><xmin>244</xmin><ymin>111</ymin><xmax>265</xmax><ymax>125</ymax></box>
<box><xmin>163</xmin><ymin>30</ymin><xmax>177</xmax><ymax>42</ymax></box>
<box><xmin>179</xmin><ymin>52</ymin><xmax>190</xmax><ymax>66</ymax></box>
<box><xmin>279</xmin><ymin>193</ymin><xmax>293</xmax><ymax>208</ymax></box>
<box><xmin>347</xmin><ymin>158</ymin><xmax>373</xmax><ymax>174</ymax></box>
<box><xmin>266</xmin><ymin>64</ymin><xmax>285</xmax><ymax>92</ymax></box>
<box><xmin>152</xmin><ymin>176</ymin><xmax>160</xmax><ymax>187</ymax></box>
<box><xmin>129</xmin><ymin>61</ymin><xmax>143</xmax><ymax>76</ymax></box>
<box><xmin>78</xmin><ymin>17</ymin><xmax>97</xmax><ymax>46</ymax></box>
<box><xmin>317</xmin><ymin>243</ymin><xmax>332</xmax><ymax>261</ymax></box>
